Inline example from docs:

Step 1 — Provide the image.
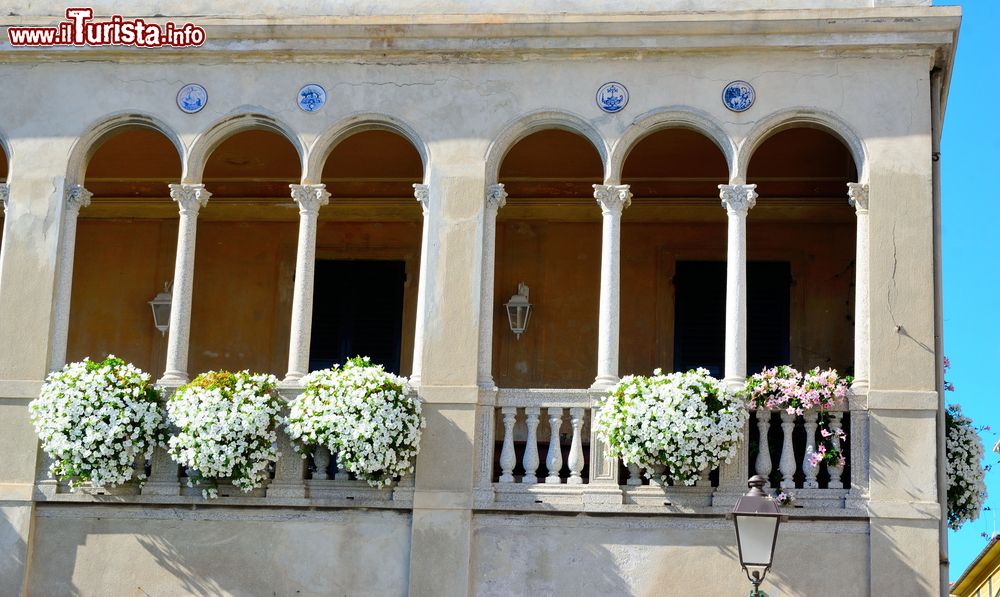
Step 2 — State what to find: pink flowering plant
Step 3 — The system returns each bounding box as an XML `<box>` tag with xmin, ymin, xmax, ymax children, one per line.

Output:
<box><xmin>740</xmin><ymin>365</ymin><xmax>852</xmax><ymax>469</ymax></box>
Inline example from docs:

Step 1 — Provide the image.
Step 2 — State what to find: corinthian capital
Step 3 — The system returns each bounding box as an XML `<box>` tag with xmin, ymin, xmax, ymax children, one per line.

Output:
<box><xmin>847</xmin><ymin>183</ymin><xmax>869</xmax><ymax>213</ymax></box>
<box><xmin>593</xmin><ymin>184</ymin><xmax>632</xmax><ymax>216</ymax></box>
<box><xmin>486</xmin><ymin>183</ymin><xmax>508</xmax><ymax>212</ymax></box>
<box><xmin>289</xmin><ymin>184</ymin><xmax>331</xmax><ymax>214</ymax></box>
<box><xmin>168</xmin><ymin>183</ymin><xmax>211</xmax><ymax>215</ymax></box>
<box><xmin>0</xmin><ymin>183</ymin><xmax>8</xmax><ymax>215</ymax></box>
<box><xmin>66</xmin><ymin>184</ymin><xmax>93</xmax><ymax>213</ymax></box>
<box><xmin>413</xmin><ymin>184</ymin><xmax>429</xmax><ymax>216</ymax></box>
<box><xmin>719</xmin><ymin>184</ymin><xmax>757</xmax><ymax>216</ymax></box>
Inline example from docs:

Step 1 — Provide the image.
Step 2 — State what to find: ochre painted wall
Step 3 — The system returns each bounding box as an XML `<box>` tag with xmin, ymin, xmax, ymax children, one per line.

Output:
<box><xmin>491</xmin><ymin>219</ymin><xmax>856</xmax><ymax>388</ymax></box>
<box><xmin>67</xmin><ymin>215</ymin><xmax>852</xmax><ymax>386</ymax></box>
<box><xmin>67</xmin><ymin>218</ymin><xmax>422</xmax><ymax>379</ymax></box>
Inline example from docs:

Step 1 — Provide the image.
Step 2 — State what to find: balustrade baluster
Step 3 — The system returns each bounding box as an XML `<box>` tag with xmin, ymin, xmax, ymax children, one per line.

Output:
<box><xmin>142</xmin><ymin>446</ymin><xmax>180</xmax><ymax>496</ymax></box>
<box><xmin>649</xmin><ymin>464</ymin><xmax>667</xmax><ymax>487</ymax></box>
<box><xmin>567</xmin><ymin>407</ymin><xmax>585</xmax><ymax>484</ymax></box>
<box><xmin>755</xmin><ymin>411</ymin><xmax>773</xmax><ymax>481</ymax></box>
<box><xmin>522</xmin><ymin>407</ymin><xmax>541</xmax><ymax>484</ymax></box>
<box><xmin>545</xmin><ymin>408</ymin><xmax>564</xmax><ymax>484</ymax></box>
<box><xmin>696</xmin><ymin>467</ymin><xmax>711</xmax><ymax>487</ymax></box>
<box><xmin>312</xmin><ymin>446</ymin><xmax>331</xmax><ymax>480</ymax></box>
<box><xmin>779</xmin><ymin>411</ymin><xmax>797</xmax><ymax>489</ymax></box>
<box><xmin>828</xmin><ymin>412</ymin><xmax>845</xmax><ymax>489</ymax></box>
<box><xmin>499</xmin><ymin>407</ymin><xmax>517</xmax><ymax>483</ymax></box>
<box><xmin>333</xmin><ymin>453</ymin><xmax>351</xmax><ymax>481</ymax></box>
<box><xmin>802</xmin><ymin>411</ymin><xmax>820</xmax><ymax>489</ymax></box>
<box><xmin>627</xmin><ymin>463</ymin><xmax>642</xmax><ymax>486</ymax></box>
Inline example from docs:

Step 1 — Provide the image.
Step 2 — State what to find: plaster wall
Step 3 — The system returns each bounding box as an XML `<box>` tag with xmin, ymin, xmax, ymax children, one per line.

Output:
<box><xmin>472</xmin><ymin>513</ymin><xmax>871</xmax><ymax>596</ymax></box>
<box><xmin>26</xmin><ymin>505</ymin><xmax>412</xmax><ymax>597</ymax></box>
<box><xmin>2</xmin><ymin>0</ymin><xmax>931</xmax><ymax>18</ymax></box>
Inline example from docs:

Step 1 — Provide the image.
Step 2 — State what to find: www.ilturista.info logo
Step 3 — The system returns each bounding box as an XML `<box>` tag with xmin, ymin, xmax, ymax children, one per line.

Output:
<box><xmin>7</xmin><ymin>8</ymin><xmax>206</xmax><ymax>47</ymax></box>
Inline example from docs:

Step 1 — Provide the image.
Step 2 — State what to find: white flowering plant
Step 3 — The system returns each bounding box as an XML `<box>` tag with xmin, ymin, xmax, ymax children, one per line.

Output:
<box><xmin>166</xmin><ymin>371</ymin><xmax>281</xmax><ymax>498</ymax></box>
<box><xmin>285</xmin><ymin>357</ymin><xmax>423</xmax><ymax>488</ymax></box>
<box><xmin>946</xmin><ymin>403</ymin><xmax>987</xmax><ymax>530</ymax></box>
<box><xmin>29</xmin><ymin>356</ymin><xmax>165</xmax><ymax>489</ymax></box>
<box><xmin>594</xmin><ymin>368</ymin><xmax>747</xmax><ymax>486</ymax></box>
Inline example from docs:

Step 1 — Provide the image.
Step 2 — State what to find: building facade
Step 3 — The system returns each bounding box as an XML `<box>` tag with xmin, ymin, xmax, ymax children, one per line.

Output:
<box><xmin>0</xmin><ymin>1</ymin><xmax>959</xmax><ymax>595</ymax></box>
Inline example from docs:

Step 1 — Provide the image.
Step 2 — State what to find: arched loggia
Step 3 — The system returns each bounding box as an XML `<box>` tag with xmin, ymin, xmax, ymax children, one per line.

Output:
<box><xmin>308</xmin><ymin>129</ymin><xmax>426</xmax><ymax>377</ymax></box>
<box><xmin>492</xmin><ymin>129</ymin><xmax>605</xmax><ymax>389</ymax></box>
<box><xmin>618</xmin><ymin>127</ymin><xmax>730</xmax><ymax>378</ymax></box>
<box><xmin>746</xmin><ymin>126</ymin><xmax>859</xmax><ymax>375</ymax></box>
<box><xmin>186</xmin><ymin>130</ymin><xmax>301</xmax><ymax>376</ymax></box>
<box><xmin>66</xmin><ymin>127</ymin><xmax>183</xmax><ymax>376</ymax></box>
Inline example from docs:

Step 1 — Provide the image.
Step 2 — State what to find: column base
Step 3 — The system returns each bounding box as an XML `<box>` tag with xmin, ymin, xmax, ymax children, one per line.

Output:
<box><xmin>141</xmin><ymin>481</ymin><xmax>180</xmax><ymax>496</ymax></box>
<box><xmin>590</xmin><ymin>376</ymin><xmax>619</xmax><ymax>391</ymax></box>
<box><xmin>266</xmin><ymin>483</ymin><xmax>307</xmax><ymax>499</ymax></box>
<box><xmin>722</xmin><ymin>376</ymin><xmax>746</xmax><ymax>391</ymax></box>
<box><xmin>157</xmin><ymin>371</ymin><xmax>188</xmax><ymax>386</ymax></box>
<box><xmin>282</xmin><ymin>372</ymin><xmax>305</xmax><ymax>384</ymax></box>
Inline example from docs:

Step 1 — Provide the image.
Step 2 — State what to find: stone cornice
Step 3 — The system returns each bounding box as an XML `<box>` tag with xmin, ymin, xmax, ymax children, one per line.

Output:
<box><xmin>0</xmin><ymin>7</ymin><xmax>960</xmax><ymax>63</ymax></box>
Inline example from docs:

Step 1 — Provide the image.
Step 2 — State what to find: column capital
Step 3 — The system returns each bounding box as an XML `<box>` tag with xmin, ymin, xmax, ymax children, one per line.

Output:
<box><xmin>486</xmin><ymin>183</ymin><xmax>507</xmax><ymax>212</ymax></box>
<box><xmin>719</xmin><ymin>184</ymin><xmax>757</xmax><ymax>216</ymax></box>
<box><xmin>169</xmin><ymin>183</ymin><xmax>211</xmax><ymax>215</ymax></box>
<box><xmin>0</xmin><ymin>183</ymin><xmax>8</xmax><ymax>215</ymax></box>
<box><xmin>848</xmin><ymin>182</ymin><xmax>869</xmax><ymax>213</ymax></box>
<box><xmin>66</xmin><ymin>184</ymin><xmax>92</xmax><ymax>213</ymax></box>
<box><xmin>289</xmin><ymin>183</ymin><xmax>331</xmax><ymax>214</ymax></box>
<box><xmin>413</xmin><ymin>183</ymin><xmax>429</xmax><ymax>216</ymax></box>
<box><xmin>593</xmin><ymin>184</ymin><xmax>632</xmax><ymax>216</ymax></box>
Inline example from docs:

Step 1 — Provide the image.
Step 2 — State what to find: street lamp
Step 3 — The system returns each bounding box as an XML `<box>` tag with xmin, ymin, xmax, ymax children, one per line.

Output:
<box><xmin>730</xmin><ymin>475</ymin><xmax>787</xmax><ymax>597</ymax></box>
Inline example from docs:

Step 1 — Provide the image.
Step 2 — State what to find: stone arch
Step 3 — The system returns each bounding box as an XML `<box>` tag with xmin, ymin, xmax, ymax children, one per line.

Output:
<box><xmin>608</xmin><ymin>107</ymin><xmax>736</xmax><ymax>184</ymax></box>
<box><xmin>305</xmin><ymin>113</ymin><xmax>429</xmax><ymax>184</ymax></box>
<box><xmin>485</xmin><ymin>110</ymin><xmax>610</xmax><ymax>184</ymax></box>
<box><xmin>185</xmin><ymin>112</ymin><xmax>304</xmax><ymax>182</ymax></box>
<box><xmin>736</xmin><ymin>108</ymin><xmax>868</xmax><ymax>184</ymax></box>
<box><xmin>66</xmin><ymin>112</ymin><xmax>184</xmax><ymax>185</ymax></box>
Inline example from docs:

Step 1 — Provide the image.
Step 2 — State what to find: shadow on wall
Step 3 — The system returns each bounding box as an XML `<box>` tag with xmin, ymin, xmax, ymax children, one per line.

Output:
<box><xmin>0</xmin><ymin>504</ymin><xmax>30</xmax><ymax>596</ymax></box>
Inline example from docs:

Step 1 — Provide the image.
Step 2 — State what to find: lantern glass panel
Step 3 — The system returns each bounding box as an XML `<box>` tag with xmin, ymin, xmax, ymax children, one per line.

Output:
<box><xmin>735</xmin><ymin>514</ymin><xmax>778</xmax><ymax>567</ymax></box>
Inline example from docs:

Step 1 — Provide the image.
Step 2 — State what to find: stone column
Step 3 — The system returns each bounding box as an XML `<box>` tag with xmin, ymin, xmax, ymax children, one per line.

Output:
<box><xmin>478</xmin><ymin>183</ymin><xmax>507</xmax><ymax>388</ymax></box>
<box><xmin>159</xmin><ymin>184</ymin><xmax>210</xmax><ymax>385</ymax></box>
<box><xmin>48</xmin><ymin>184</ymin><xmax>92</xmax><ymax>370</ymax></box>
<box><xmin>848</xmin><ymin>182</ymin><xmax>870</xmax><ymax>393</ymax></box>
<box><xmin>410</xmin><ymin>183</ymin><xmax>430</xmax><ymax>387</ymax></box>
<box><xmin>719</xmin><ymin>184</ymin><xmax>757</xmax><ymax>387</ymax></box>
<box><xmin>284</xmin><ymin>184</ymin><xmax>331</xmax><ymax>383</ymax></box>
<box><xmin>714</xmin><ymin>184</ymin><xmax>756</xmax><ymax>502</ymax></box>
<box><xmin>591</xmin><ymin>184</ymin><xmax>632</xmax><ymax>390</ymax></box>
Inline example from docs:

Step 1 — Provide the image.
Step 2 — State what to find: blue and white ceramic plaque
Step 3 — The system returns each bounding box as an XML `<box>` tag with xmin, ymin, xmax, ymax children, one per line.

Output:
<box><xmin>596</xmin><ymin>82</ymin><xmax>629</xmax><ymax>113</ymax></box>
<box><xmin>297</xmin><ymin>84</ymin><xmax>327</xmax><ymax>113</ymax></box>
<box><xmin>722</xmin><ymin>80</ymin><xmax>755</xmax><ymax>113</ymax></box>
<box><xmin>176</xmin><ymin>83</ymin><xmax>207</xmax><ymax>114</ymax></box>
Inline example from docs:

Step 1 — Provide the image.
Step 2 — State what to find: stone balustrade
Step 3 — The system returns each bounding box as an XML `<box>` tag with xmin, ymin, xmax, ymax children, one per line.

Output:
<box><xmin>33</xmin><ymin>386</ymin><xmax>414</xmax><ymax>508</ymax></box>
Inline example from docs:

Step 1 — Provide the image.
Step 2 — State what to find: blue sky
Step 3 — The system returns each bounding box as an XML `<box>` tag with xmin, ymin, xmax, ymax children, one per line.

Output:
<box><xmin>933</xmin><ymin>0</ymin><xmax>1000</xmax><ymax>580</ymax></box>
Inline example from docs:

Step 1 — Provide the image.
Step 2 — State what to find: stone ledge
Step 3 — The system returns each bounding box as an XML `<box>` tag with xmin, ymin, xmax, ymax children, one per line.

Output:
<box><xmin>0</xmin><ymin>380</ymin><xmax>43</xmax><ymax>399</ymax></box>
<box><xmin>867</xmin><ymin>389</ymin><xmax>939</xmax><ymax>411</ymax></box>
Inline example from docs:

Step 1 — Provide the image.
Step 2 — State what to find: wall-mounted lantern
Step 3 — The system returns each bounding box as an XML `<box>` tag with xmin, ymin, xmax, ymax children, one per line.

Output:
<box><xmin>504</xmin><ymin>282</ymin><xmax>532</xmax><ymax>340</ymax></box>
<box><xmin>148</xmin><ymin>282</ymin><xmax>172</xmax><ymax>336</ymax></box>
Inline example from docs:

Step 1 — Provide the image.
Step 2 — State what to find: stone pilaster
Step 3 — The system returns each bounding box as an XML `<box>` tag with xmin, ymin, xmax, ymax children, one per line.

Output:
<box><xmin>284</xmin><ymin>184</ymin><xmax>331</xmax><ymax>383</ymax></box>
<box><xmin>410</xmin><ymin>183</ymin><xmax>430</xmax><ymax>387</ymax></box>
<box><xmin>848</xmin><ymin>182</ymin><xmax>870</xmax><ymax>394</ymax></box>
<box><xmin>159</xmin><ymin>184</ymin><xmax>210</xmax><ymax>385</ymax></box>
<box><xmin>49</xmin><ymin>184</ymin><xmax>92</xmax><ymax>371</ymax></box>
<box><xmin>0</xmin><ymin>183</ymin><xmax>8</xmax><ymax>214</ymax></box>
<box><xmin>478</xmin><ymin>183</ymin><xmax>506</xmax><ymax>389</ymax></box>
<box><xmin>591</xmin><ymin>184</ymin><xmax>631</xmax><ymax>390</ymax></box>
